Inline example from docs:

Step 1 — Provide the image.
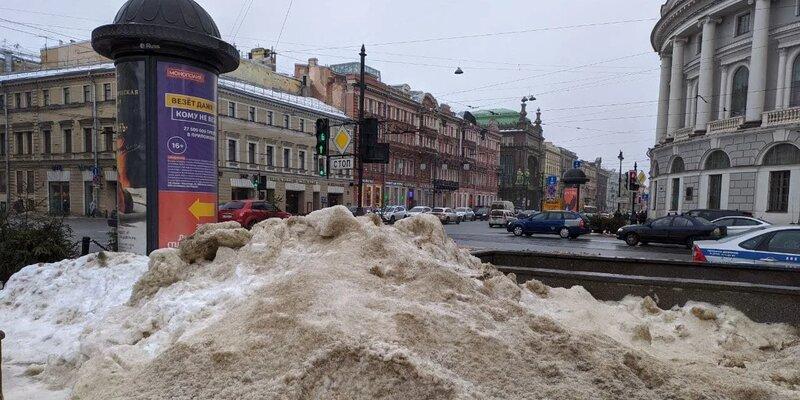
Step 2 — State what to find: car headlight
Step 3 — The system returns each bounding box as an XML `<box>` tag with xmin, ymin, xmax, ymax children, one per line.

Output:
<box><xmin>617</xmin><ymin>228</ymin><xmax>623</xmax><ymax>233</ymax></box>
<box><xmin>713</xmin><ymin>228</ymin><xmax>720</xmax><ymax>236</ymax></box>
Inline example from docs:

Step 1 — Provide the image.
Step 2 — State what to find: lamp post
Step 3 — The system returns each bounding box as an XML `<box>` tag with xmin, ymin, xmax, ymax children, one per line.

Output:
<box><xmin>617</xmin><ymin>150</ymin><xmax>624</xmax><ymax>213</ymax></box>
<box><xmin>630</xmin><ymin>161</ymin><xmax>638</xmax><ymax>225</ymax></box>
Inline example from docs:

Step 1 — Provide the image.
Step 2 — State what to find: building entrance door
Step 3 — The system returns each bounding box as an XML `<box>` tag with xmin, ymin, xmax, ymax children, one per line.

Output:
<box><xmin>286</xmin><ymin>190</ymin><xmax>301</xmax><ymax>215</ymax></box>
<box><xmin>49</xmin><ymin>182</ymin><xmax>70</xmax><ymax>215</ymax></box>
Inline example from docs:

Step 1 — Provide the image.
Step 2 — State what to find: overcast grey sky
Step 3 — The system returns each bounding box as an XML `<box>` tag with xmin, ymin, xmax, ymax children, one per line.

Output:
<box><xmin>0</xmin><ymin>0</ymin><xmax>664</xmax><ymax>173</ymax></box>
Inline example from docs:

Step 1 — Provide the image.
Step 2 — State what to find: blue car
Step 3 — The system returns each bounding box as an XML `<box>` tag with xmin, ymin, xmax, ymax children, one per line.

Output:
<box><xmin>506</xmin><ymin>211</ymin><xmax>590</xmax><ymax>239</ymax></box>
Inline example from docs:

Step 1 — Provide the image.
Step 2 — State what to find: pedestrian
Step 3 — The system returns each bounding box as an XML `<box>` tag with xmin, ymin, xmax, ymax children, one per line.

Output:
<box><xmin>89</xmin><ymin>199</ymin><xmax>97</xmax><ymax>217</ymax></box>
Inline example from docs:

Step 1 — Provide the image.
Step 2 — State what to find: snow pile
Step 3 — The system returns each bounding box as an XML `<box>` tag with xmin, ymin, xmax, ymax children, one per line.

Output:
<box><xmin>1</xmin><ymin>205</ymin><xmax>799</xmax><ymax>399</ymax></box>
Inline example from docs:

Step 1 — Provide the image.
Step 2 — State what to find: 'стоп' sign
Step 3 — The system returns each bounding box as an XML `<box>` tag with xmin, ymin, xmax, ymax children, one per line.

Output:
<box><xmin>331</xmin><ymin>157</ymin><xmax>354</xmax><ymax>170</ymax></box>
<box><xmin>157</xmin><ymin>62</ymin><xmax>218</xmax><ymax>248</ymax></box>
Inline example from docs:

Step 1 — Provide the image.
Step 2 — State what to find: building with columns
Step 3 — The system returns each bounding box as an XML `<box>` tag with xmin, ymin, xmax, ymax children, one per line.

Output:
<box><xmin>650</xmin><ymin>0</ymin><xmax>800</xmax><ymax>224</ymax></box>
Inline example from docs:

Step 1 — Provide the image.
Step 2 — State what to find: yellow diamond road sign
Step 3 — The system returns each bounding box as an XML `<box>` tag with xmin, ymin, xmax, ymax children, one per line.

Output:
<box><xmin>334</xmin><ymin>128</ymin><xmax>351</xmax><ymax>154</ymax></box>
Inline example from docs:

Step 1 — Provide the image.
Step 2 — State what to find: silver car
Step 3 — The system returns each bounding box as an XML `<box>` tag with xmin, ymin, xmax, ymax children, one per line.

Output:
<box><xmin>407</xmin><ymin>206</ymin><xmax>432</xmax><ymax>217</ymax></box>
<box><xmin>455</xmin><ymin>207</ymin><xmax>476</xmax><ymax>221</ymax></box>
<box><xmin>430</xmin><ymin>207</ymin><xmax>460</xmax><ymax>224</ymax></box>
<box><xmin>712</xmin><ymin>216</ymin><xmax>771</xmax><ymax>235</ymax></box>
<box><xmin>380</xmin><ymin>206</ymin><xmax>407</xmax><ymax>223</ymax></box>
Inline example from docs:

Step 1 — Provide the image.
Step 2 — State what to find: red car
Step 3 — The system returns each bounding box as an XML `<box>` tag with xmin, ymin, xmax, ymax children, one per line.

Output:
<box><xmin>217</xmin><ymin>200</ymin><xmax>291</xmax><ymax>228</ymax></box>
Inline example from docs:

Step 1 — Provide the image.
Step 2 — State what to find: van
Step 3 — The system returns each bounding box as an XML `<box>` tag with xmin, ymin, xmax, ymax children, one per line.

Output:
<box><xmin>490</xmin><ymin>200</ymin><xmax>514</xmax><ymax>212</ymax></box>
<box><xmin>489</xmin><ymin>209</ymin><xmax>517</xmax><ymax>228</ymax></box>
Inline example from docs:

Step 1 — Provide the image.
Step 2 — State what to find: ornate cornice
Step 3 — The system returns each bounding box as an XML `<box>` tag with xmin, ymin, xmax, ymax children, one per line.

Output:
<box><xmin>652</xmin><ymin>0</ymin><xmax>741</xmax><ymax>52</ymax></box>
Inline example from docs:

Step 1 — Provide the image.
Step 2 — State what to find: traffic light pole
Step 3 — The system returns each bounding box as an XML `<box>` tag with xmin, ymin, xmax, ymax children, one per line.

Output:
<box><xmin>356</xmin><ymin>45</ymin><xmax>366</xmax><ymax>216</ymax></box>
<box><xmin>630</xmin><ymin>161</ymin><xmax>638</xmax><ymax>224</ymax></box>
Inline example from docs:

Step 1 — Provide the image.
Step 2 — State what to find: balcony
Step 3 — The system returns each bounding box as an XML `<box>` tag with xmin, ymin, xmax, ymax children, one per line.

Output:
<box><xmin>706</xmin><ymin>116</ymin><xmax>743</xmax><ymax>134</ymax></box>
<box><xmin>762</xmin><ymin>107</ymin><xmax>800</xmax><ymax>127</ymax></box>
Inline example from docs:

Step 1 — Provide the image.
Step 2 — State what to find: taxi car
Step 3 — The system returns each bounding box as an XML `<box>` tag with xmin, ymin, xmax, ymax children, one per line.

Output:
<box><xmin>692</xmin><ymin>226</ymin><xmax>800</xmax><ymax>267</ymax></box>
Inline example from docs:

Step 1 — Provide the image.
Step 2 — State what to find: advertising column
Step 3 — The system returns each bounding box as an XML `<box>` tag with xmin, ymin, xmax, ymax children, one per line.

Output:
<box><xmin>156</xmin><ymin>62</ymin><xmax>218</xmax><ymax>248</ymax></box>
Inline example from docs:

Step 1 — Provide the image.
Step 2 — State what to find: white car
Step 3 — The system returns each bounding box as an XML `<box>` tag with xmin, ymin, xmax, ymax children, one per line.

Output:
<box><xmin>489</xmin><ymin>209</ymin><xmax>517</xmax><ymax>228</ymax></box>
<box><xmin>712</xmin><ymin>216</ymin><xmax>771</xmax><ymax>235</ymax></box>
<box><xmin>454</xmin><ymin>207</ymin><xmax>475</xmax><ymax>221</ymax></box>
<box><xmin>379</xmin><ymin>206</ymin><xmax>407</xmax><ymax>223</ymax></box>
<box><xmin>693</xmin><ymin>226</ymin><xmax>800</xmax><ymax>267</ymax></box>
<box><xmin>407</xmin><ymin>206</ymin><xmax>431</xmax><ymax>217</ymax></box>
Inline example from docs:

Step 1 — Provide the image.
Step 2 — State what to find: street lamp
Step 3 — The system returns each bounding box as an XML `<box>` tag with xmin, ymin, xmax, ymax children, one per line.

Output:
<box><xmin>617</xmin><ymin>150</ymin><xmax>624</xmax><ymax>213</ymax></box>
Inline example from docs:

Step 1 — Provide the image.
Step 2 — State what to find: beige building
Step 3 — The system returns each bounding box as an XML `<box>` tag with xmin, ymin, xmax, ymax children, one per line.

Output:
<box><xmin>1</xmin><ymin>43</ymin><xmax>355</xmax><ymax>216</ymax></box>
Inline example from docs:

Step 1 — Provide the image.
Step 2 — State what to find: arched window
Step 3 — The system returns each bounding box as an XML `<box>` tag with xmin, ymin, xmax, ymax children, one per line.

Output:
<box><xmin>671</xmin><ymin>157</ymin><xmax>685</xmax><ymax>173</ymax></box>
<box><xmin>763</xmin><ymin>143</ymin><xmax>800</xmax><ymax>166</ymax></box>
<box><xmin>791</xmin><ymin>56</ymin><xmax>800</xmax><ymax>107</ymax></box>
<box><xmin>730</xmin><ymin>67</ymin><xmax>749</xmax><ymax>117</ymax></box>
<box><xmin>704</xmin><ymin>150</ymin><xmax>731</xmax><ymax>169</ymax></box>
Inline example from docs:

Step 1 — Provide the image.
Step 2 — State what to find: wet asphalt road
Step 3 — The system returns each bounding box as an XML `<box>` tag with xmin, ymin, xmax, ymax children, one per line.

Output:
<box><xmin>443</xmin><ymin>219</ymin><xmax>693</xmax><ymax>262</ymax></box>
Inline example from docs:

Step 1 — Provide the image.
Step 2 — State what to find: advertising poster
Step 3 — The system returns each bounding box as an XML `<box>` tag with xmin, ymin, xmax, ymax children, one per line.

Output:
<box><xmin>563</xmin><ymin>187</ymin><xmax>578</xmax><ymax>212</ymax></box>
<box><xmin>156</xmin><ymin>61</ymin><xmax>218</xmax><ymax>248</ymax></box>
<box><xmin>116</xmin><ymin>61</ymin><xmax>148</xmax><ymax>255</ymax></box>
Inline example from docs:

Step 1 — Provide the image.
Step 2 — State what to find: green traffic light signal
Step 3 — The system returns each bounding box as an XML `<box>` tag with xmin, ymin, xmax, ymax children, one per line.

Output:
<box><xmin>315</xmin><ymin>118</ymin><xmax>329</xmax><ymax>156</ymax></box>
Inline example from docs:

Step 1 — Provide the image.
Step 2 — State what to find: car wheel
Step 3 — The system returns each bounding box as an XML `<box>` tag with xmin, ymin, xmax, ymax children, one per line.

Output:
<box><xmin>245</xmin><ymin>220</ymin><xmax>256</xmax><ymax>230</ymax></box>
<box><xmin>456</xmin><ymin>218</ymin><xmax>461</xmax><ymax>225</ymax></box>
<box><xmin>513</xmin><ymin>226</ymin><xmax>524</xmax><ymax>236</ymax></box>
<box><xmin>685</xmin><ymin>237</ymin><xmax>696</xmax><ymax>249</ymax></box>
<box><xmin>559</xmin><ymin>227</ymin><xmax>570</xmax><ymax>239</ymax></box>
<box><xmin>389</xmin><ymin>216</ymin><xmax>395</xmax><ymax>224</ymax></box>
<box><xmin>625</xmin><ymin>233</ymin><xmax>640</xmax><ymax>247</ymax></box>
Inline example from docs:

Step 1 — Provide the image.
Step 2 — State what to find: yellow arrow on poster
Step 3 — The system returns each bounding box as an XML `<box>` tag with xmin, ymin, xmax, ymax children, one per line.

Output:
<box><xmin>189</xmin><ymin>199</ymin><xmax>215</xmax><ymax>220</ymax></box>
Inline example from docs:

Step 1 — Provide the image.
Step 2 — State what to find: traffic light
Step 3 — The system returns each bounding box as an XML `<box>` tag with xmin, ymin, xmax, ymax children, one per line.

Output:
<box><xmin>628</xmin><ymin>170</ymin><xmax>639</xmax><ymax>191</ymax></box>
<box><xmin>360</xmin><ymin>117</ymin><xmax>389</xmax><ymax>164</ymax></box>
<box><xmin>315</xmin><ymin>118</ymin><xmax>329</xmax><ymax>157</ymax></box>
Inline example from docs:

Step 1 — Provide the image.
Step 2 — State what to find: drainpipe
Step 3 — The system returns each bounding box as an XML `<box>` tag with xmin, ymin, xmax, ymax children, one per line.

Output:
<box><xmin>3</xmin><ymin>84</ymin><xmax>9</xmax><ymax>210</ymax></box>
<box><xmin>91</xmin><ymin>74</ymin><xmax>99</xmax><ymax>216</ymax></box>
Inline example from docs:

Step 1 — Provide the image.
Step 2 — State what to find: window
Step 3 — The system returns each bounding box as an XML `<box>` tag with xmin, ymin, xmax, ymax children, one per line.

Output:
<box><xmin>227</xmin><ymin>139</ymin><xmax>237</xmax><ymax>162</ymax></box>
<box><xmin>103</xmin><ymin>83</ymin><xmax>112</xmax><ymax>101</ymax></box>
<box><xmin>762</xmin><ymin>143</ymin><xmax>800</xmax><ymax>166</ymax></box>
<box><xmin>670</xmin><ymin>157</ymin><xmax>685</xmax><ymax>173</ymax></box>
<box><xmin>0</xmin><ymin>171</ymin><xmax>5</xmax><ymax>193</ymax></box>
<box><xmin>768</xmin><ymin>171</ymin><xmax>790</xmax><ymax>212</ymax></box>
<box><xmin>16</xmin><ymin>171</ymin><xmax>23</xmax><ymax>194</ymax></box>
<box><xmin>15</xmin><ymin>133</ymin><xmax>22</xmax><ymax>155</ymax></box>
<box><xmin>248</xmin><ymin>142</ymin><xmax>256</xmax><ymax>164</ymax></box>
<box><xmin>43</xmin><ymin>130</ymin><xmax>51</xmax><ymax>154</ymax></box>
<box><xmin>298</xmin><ymin>150</ymin><xmax>306</xmax><ymax>171</ymax></box>
<box><xmin>651</xmin><ymin>217</ymin><xmax>673</xmax><ymax>227</ymax></box>
<box><xmin>249</xmin><ymin>106</ymin><xmax>256</xmax><ymax>122</ymax></box>
<box><xmin>83</xmin><ymin>85</ymin><xmax>92</xmax><ymax>103</ymax></box>
<box><xmin>63</xmin><ymin>129</ymin><xmax>72</xmax><ymax>153</ymax></box>
<box><xmin>708</xmin><ymin>174</ymin><xmax>722</xmax><ymax>210</ymax></box>
<box><xmin>684</xmin><ymin>186</ymin><xmax>694</xmax><ymax>201</ymax></box>
<box><xmin>736</xmin><ymin>12</ymin><xmax>751</xmax><ymax>36</ymax></box>
<box><xmin>652</xmin><ymin>181</ymin><xmax>658</xmax><ymax>210</ymax></box>
<box><xmin>103</xmin><ymin>127</ymin><xmax>114</xmax><ymax>151</ymax></box>
<box><xmin>790</xmin><ymin>55</ymin><xmax>800</xmax><ymax>107</ymax></box>
<box><xmin>14</xmin><ymin>93</ymin><xmax>21</xmax><ymax>108</ymax></box>
<box><xmin>0</xmin><ymin>132</ymin><xmax>4</xmax><ymax>155</ymax></box>
<box><xmin>730</xmin><ymin>67</ymin><xmax>749</xmax><ymax>117</ymax></box>
<box><xmin>84</xmin><ymin>128</ymin><xmax>93</xmax><ymax>152</ymax></box>
<box><xmin>672</xmin><ymin>217</ymin><xmax>693</xmax><ymax>227</ymax></box>
<box><xmin>284</xmin><ymin>115</ymin><xmax>290</xmax><ymax>129</ymax></box>
<box><xmin>299</xmin><ymin>118</ymin><xmax>305</xmax><ymax>132</ymax></box>
<box><xmin>25</xmin><ymin>92</ymin><xmax>31</xmax><ymax>108</ymax></box>
<box><xmin>283</xmin><ymin>148</ymin><xmax>291</xmax><ymax>168</ymax></box>
<box><xmin>670</xmin><ymin>178</ymin><xmax>680</xmax><ymax>211</ymax></box>
<box><xmin>0</xmin><ymin>94</ymin><xmax>4</xmax><ymax>108</ymax></box>
<box><xmin>25</xmin><ymin>132</ymin><xmax>32</xmax><ymax>154</ymax></box>
<box><xmin>764</xmin><ymin>230</ymin><xmax>800</xmax><ymax>255</ymax></box>
<box><xmin>26</xmin><ymin>170</ymin><xmax>34</xmax><ymax>193</ymax></box>
<box><xmin>704</xmin><ymin>151</ymin><xmax>730</xmax><ymax>169</ymax></box>
<box><xmin>228</xmin><ymin>101</ymin><xmax>236</xmax><ymax>118</ymax></box>
<box><xmin>42</xmin><ymin>89</ymin><xmax>50</xmax><ymax>106</ymax></box>
<box><xmin>695</xmin><ymin>33</ymin><xmax>702</xmax><ymax>55</ymax></box>
<box><xmin>266</xmin><ymin>145</ymin><xmax>274</xmax><ymax>167</ymax></box>
<box><xmin>715</xmin><ymin>218</ymin><xmax>736</xmax><ymax>227</ymax></box>
<box><xmin>740</xmin><ymin>234</ymin><xmax>766</xmax><ymax>250</ymax></box>
<box><xmin>63</xmin><ymin>87</ymin><xmax>71</xmax><ymax>104</ymax></box>
<box><xmin>735</xmin><ymin>218</ymin><xmax>760</xmax><ymax>226</ymax></box>
<box><xmin>267</xmin><ymin>111</ymin><xmax>274</xmax><ymax>125</ymax></box>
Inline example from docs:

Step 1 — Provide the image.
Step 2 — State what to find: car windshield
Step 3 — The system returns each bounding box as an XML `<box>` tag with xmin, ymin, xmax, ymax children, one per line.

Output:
<box><xmin>410</xmin><ymin>207</ymin><xmax>426</xmax><ymax>213</ymax></box>
<box><xmin>383</xmin><ymin>207</ymin><xmax>396</xmax><ymax>212</ymax></box>
<box><xmin>694</xmin><ymin>217</ymin><xmax>711</xmax><ymax>224</ymax></box>
<box><xmin>456</xmin><ymin>208</ymin><xmax>468</xmax><ymax>212</ymax></box>
<box><xmin>220</xmin><ymin>201</ymin><xmax>244</xmax><ymax>210</ymax></box>
<box><xmin>432</xmin><ymin>208</ymin><xmax>446</xmax><ymax>213</ymax></box>
<box><xmin>491</xmin><ymin>210</ymin><xmax>506</xmax><ymax>216</ymax></box>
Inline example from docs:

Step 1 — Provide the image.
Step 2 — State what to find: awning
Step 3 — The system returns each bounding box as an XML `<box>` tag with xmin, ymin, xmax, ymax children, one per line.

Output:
<box><xmin>47</xmin><ymin>170</ymin><xmax>70</xmax><ymax>182</ymax></box>
<box><xmin>230</xmin><ymin>178</ymin><xmax>254</xmax><ymax>189</ymax></box>
<box><xmin>104</xmin><ymin>170</ymin><xmax>118</xmax><ymax>182</ymax></box>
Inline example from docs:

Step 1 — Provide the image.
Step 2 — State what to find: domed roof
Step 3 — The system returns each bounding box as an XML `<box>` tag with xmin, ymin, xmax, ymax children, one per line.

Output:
<box><xmin>92</xmin><ymin>0</ymin><xmax>239</xmax><ymax>73</ymax></box>
<box><xmin>113</xmin><ymin>0</ymin><xmax>221</xmax><ymax>39</ymax></box>
<box><xmin>562</xmin><ymin>168</ymin><xmax>589</xmax><ymax>185</ymax></box>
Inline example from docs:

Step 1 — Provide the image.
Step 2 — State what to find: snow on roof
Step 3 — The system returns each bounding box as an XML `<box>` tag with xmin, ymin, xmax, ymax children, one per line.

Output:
<box><xmin>0</xmin><ymin>62</ymin><xmax>114</xmax><ymax>83</ymax></box>
<box><xmin>218</xmin><ymin>79</ymin><xmax>350</xmax><ymax>120</ymax></box>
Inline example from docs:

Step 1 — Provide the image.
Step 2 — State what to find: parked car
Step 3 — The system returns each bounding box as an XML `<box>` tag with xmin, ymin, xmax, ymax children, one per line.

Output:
<box><xmin>693</xmin><ymin>226</ymin><xmax>800</xmax><ymax>267</ymax></box>
<box><xmin>430</xmin><ymin>207</ymin><xmax>460</xmax><ymax>224</ymax></box>
<box><xmin>683</xmin><ymin>209</ymin><xmax>752</xmax><ymax>221</ymax></box>
<box><xmin>507</xmin><ymin>211</ymin><xmax>590</xmax><ymax>239</ymax></box>
<box><xmin>473</xmin><ymin>206</ymin><xmax>490</xmax><ymax>221</ymax></box>
<box><xmin>711</xmin><ymin>216</ymin><xmax>771</xmax><ymax>235</ymax></box>
<box><xmin>455</xmin><ymin>207</ymin><xmax>476</xmax><ymax>221</ymax></box>
<box><xmin>407</xmin><ymin>206</ymin><xmax>432</xmax><ymax>217</ymax></box>
<box><xmin>490</xmin><ymin>200</ymin><xmax>515</xmax><ymax>212</ymax></box>
<box><xmin>379</xmin><ymin>206</ymin><xmax>407</xmax><ymax>223</ymax></box>
<box><xmin>489</xmin><ymin>209</ymin><xmax>517</xmax><ymax>228</ymax></box>
<box><xmin>616</xmin><ymin>215</ymin><xmax>726</xmax><ymax>248</ymax></box>
<box><xmin>218</xmin><ymin>200</ymin><xmax>291</xmax><ymax>229</ymax></box>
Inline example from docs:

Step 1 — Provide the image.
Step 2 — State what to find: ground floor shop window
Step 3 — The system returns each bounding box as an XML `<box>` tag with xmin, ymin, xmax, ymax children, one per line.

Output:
<box><xmin>670</xmin><ymin>178</ymin><xmax>680</xmax><ymax>211</ymax></box>
<box><xmin>708</xmin><ymin>174</ymin><xmax>722</xmax><ymax>210</ymax></box>
<box><xmin>328</xmin><ymin>193</ymin><xmax>343</xmax><ymax>206</ymax></box>
<box><xmin>49</xmin><ymin>182</ymin><xmax>70</xmax><ymax>215</ymax></box>
<box><xmin>84</xmin><ymin>182</ymin><xmax>96</xmax><ymax>216</ymax></box>
<box><xmin>232</xmin><ymin>188</ymin><xmax>253</xmax><ymax>201</ymax></box>
<box><xmin>286</xmin><ymin>190</ymin><xmax>301</xmax><ymax>215</ymax></box>
<box><xmin>768</xmin><ymin>170</ymin><xmax>790</xmax><ymax>212</ymax></box>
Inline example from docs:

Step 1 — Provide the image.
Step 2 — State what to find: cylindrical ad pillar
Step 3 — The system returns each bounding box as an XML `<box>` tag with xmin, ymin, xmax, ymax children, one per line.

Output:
<box><xmin>92</xmin><ymin>0</ymin><xmax>239</xmax><ymax>254</ymax></box>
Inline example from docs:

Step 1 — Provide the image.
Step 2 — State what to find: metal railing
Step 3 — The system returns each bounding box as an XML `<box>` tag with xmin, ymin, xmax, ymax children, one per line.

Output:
<box><xmin>706</xmin><ymin>116</ymin><xmax>744</xmax><ymax>134</ymax></box>
<box><xmin>762</xmin><ymin>107</ymin><xmax>800</xmax><ymax>127</ymax></box>
<box><xmin>672</xmin><ymin>127</ymin><xmax>692</xmax><ymax>141</ymax></box>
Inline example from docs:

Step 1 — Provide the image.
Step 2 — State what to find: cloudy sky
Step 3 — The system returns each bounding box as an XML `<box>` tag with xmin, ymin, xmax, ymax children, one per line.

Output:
<box><xmin>0</xmin><ymin>0</ymin><xmax>664</xmax><ymax>174</ymax></box>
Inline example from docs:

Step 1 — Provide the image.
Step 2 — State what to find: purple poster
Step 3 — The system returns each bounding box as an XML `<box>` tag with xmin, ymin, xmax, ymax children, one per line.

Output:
<box><xmin>156</xmin><ymin>61</ymin><xmax>218</xmax><ymax>248</ymax></box>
